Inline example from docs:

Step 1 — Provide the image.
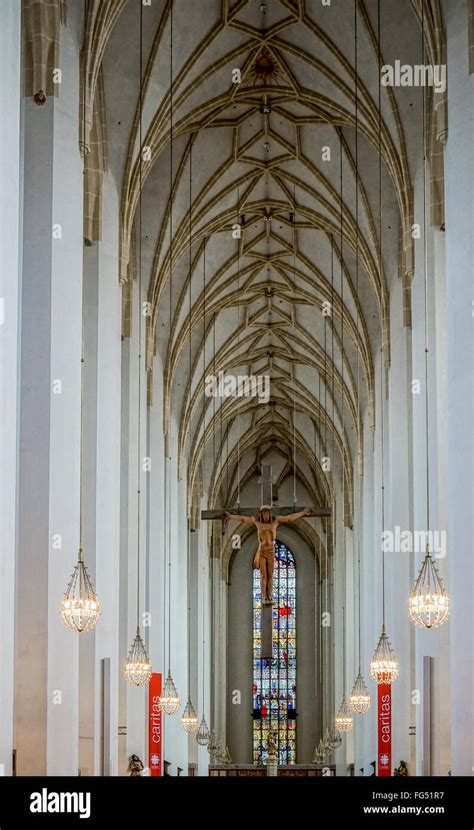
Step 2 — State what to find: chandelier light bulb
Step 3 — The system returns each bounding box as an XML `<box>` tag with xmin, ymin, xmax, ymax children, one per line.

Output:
<box><xmin>335</xmin><ymin>697</ymin><xmax>354</xmax><ymax>733</ymax></box>
<box><xmin>408</xmin><ymin>547</ymin><xmax>450</xmax><ymax>629</ymax></box>
<box><xmin>123</xmin><ymin>626</ymin><xmax>152</xmax><ymax>686</ymax></box>
<box><xmin>159</xmin><ymin>669</ymin><xmax>180</xmax><ymax>714</ymax></box>
<box><xmin>370</xmin><ymin>625</ymin><xmax>399</xmax><ymax>684</ymax></box>
<box><xmin>180</xmin><ymin>697</ymin><xmax>199</xmax><ymax>733</ymax></box>
<box><xmin>196</xmin><ymin>715</ymin><xmax>210</xmax><ymax>746</ymax></box>
<box><xmin>349</xmin><ymin>670</ymin><xmax>371</xmax><ymax>714</ymax></box>
<box><xmin>60</xmin><ymin>552</ymin><xmax>100</xmax><ymax>632</ymax></box>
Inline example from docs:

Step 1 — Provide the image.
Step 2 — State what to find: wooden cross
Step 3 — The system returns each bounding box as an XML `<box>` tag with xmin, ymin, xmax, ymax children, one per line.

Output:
<box><xmin>200</xmin><ymin>463</ymin><xmax>331</xmax><ymax>520</ymax></box>
<box><xmin>201</xmin><ymin>464</ymin><xmax>331</xmax><ymax>658</ymax></box>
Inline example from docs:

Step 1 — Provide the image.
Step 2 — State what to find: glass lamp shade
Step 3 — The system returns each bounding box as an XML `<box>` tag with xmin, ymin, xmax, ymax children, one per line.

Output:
<box><xmin>326</xmin><ymin>725</ymin><xmax>342</xmax><ymax>750</ymax></box>
<box><xmin>180</xmin><ymin>697</ymin><xmax>199</xmax><ymax>733</ymax></box>
<box><xmin>335</xmin><ymin>698</ymin><xmax>354</xmax><ymax>733</ymax></box>
<box><xmin>349</xmin><ymin>671</ymin><xmax>371</xmax><ymax>714</ymax></box>
<box><xmin>123</xmin><ymin>627</ymin><xmax>152</xmax><ymax>686</ymax></box>
<box><xmin>369</xmin><ymin>626</ymin><xmax>399</xmax><ymax>684</ymax></box>
<box><xmin>196</xmin><ymin>715</ymin><xmax>210</xmax><ymax>746</ymax></box>
<box><xmin>60</xmin><ymin>554</ymin><xmax>100</xmax><ymax>632</ymax></box>
<box><xmin>408</xmin><ymin>548</ymin><xmax>450</xmax><ymax>629</ymax></box>
<box><xmin>160</xmin><ymin>670</ymin><xmax>180</xmax><ymax>714</ymax></box>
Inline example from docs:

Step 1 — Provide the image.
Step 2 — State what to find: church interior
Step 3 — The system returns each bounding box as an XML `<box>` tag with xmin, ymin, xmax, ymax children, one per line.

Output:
<box><xmin>1</xmin><ymin>0</ymin><xmax>473</xmax><ymax>779</ymax></box>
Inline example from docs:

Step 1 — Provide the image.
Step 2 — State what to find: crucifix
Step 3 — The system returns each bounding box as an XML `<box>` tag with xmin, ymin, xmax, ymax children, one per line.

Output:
<box><xmin>201</xmin><ymin>464</ymin><xmax>331</xmax><ymax>657</ymax></box>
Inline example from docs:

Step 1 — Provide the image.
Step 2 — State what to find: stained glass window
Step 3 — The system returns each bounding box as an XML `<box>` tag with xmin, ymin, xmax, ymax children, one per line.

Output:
<box><xmin>252</xmin><ymin>541</ymin><xmax>296</xmax><ymax>765</ymax></box>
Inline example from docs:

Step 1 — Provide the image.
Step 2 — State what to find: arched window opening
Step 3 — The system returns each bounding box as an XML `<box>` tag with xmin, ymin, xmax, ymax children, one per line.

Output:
<box><xmin>252</xmin><ymin>541</ymin><xmax>296</xmax><ymax>765</ymax></box>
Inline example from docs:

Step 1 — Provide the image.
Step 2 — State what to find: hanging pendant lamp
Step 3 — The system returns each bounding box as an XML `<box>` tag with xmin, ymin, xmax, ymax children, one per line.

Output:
<box><xmin>349</xmin><ymin>670</ymin><xmax>371</xmax><ymax>714</ymax></box>
<box><xmin>335</xmin><ymin>696</ymin><xmax>354</xmax><ymax>734</ymax></box>
<box><xmin>196</xmin><ymin>714</ymin><xmax>210</xmax><ymax>746</ymax></box>
<box><xmin>124</xmin><ymin>626</ymin><xmax>152</xmax><ymax>686</ymax></box>
<box><xmin>408</xmin><ymin>546</ymin><xmax>450</xmax><ymax>628</ymax></box>
<box><xmin>61</xmin><ymin>551</ymin><xmax>100</xmax><ymax>632</ymax></box>
<box><xmin>181</xmin><ymin>697</ymin><xmax>199</xmax><ymax>733</ymax></box>
<box><xmin>370</xmin><ymin>625</ymin><xmax>399</xmax><ymax>684</ymax></box>
<box><xmin>160</xmin><ymin>668</ymin><xmax>180</xmax><ymax>715</ymax></box>
<box><xmin>408</xmin><ymin>2</ymin><xmax>450</xmax><ymax>630</ymax></box>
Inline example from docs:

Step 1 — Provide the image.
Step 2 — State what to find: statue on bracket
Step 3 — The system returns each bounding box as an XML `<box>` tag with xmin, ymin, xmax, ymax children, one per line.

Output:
<box><xmin>225</xmin><ymin>505</ymin><xmax>311</xmax><ymax>604</ymax></box>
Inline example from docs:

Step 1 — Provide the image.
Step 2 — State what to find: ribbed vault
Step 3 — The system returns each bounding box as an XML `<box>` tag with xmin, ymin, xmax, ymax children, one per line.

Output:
<box><xmin>78</xmin><ymin>0</ymin><xmax>446</xmax><ymax>531</ymax></box>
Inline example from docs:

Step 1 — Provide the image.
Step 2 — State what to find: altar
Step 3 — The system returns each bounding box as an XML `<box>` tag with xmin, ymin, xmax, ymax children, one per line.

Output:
<box><xmin>209</xmin><ymin>765</ymin><xmax>335</xmax><ymax>777</ymax></box>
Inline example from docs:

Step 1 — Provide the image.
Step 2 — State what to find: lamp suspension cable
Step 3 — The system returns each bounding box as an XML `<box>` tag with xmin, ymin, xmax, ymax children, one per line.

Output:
<box><xmin>349</xmin><ymin>2</ymin><xmax>370</xmax><ymax>713</ymax></box>
<box><xmin>408</xmin><ymin>0</ymin><xmax>450</xmax><ymax>629</ymax></box>
<box><xmin>236</xmin><ymin>190</ymin><xmax>241</xmax><ymax>507</ymax></box>
<box><xmin>355</xmin><ymin>0</ymin><xmax>361</xmax><ymax>669</ymax></box>
<box><xmin>124</xmin><ymin>0</ymin><xmax>151</xmax><ymax>686</ymax></box>
<box><xmin>379</xmin><ymin>0</ymin><xmax>386</xmax><ymax>632</ymax></box>
<box><xmin>196</xmin><ymin>237</ymin><xmax>210</xmax><ymax>745</ymax></box>
<box><xmin>292</xmin><ymin>186</ymin><xmax>297</xmax><ymax>506</ymax></box>
<box><xmin>181</xmin><ymin>140</ymin><xmax>198</xmax><ymax>732</ymax></box>
<box><xmin>60</xmin><ymin>0</ymin><xmax>101</xmax><ymax>634</ymax></box>
<box><xmin>334</xmin><ymin>134</ymin><xmax>353</xmax><ymax>736</ymax></box>
<box><xmin>160</xmin><ymin>1</ymin><xmax>180</xmax><ymax>712</ymax></box>
<box><xmin>136</xmin><ymin>4</ymin><xmax>143</xmax><ymax>636</ymax></box>
<box><xmin>369</xmin><ymin>0</ymin><xmax>399</xmax><ymax>685</ymax></box>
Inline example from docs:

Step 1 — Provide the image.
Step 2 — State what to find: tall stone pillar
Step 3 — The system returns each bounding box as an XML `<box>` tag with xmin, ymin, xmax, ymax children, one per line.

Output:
<box><xmin>78</xmin><ymin>174</ymin><xmax>122</xmax><ymax>775</ymax></box>
<box><xmin>0</xmin><ymin>0</ymin><xmax>21</xmax><ymax>777</ymax></box>
<box><xmin>444</xmin><ymin>0</ymin><xmax>474</xmax><ymax>777</ymax></box>
<box><xmin>16</xmin><ymin>9</ymin><xmax>84</xmax><ymax>775</ymax></box>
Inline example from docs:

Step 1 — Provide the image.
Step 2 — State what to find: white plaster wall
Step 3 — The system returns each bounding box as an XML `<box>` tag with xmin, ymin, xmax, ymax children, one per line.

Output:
<box><xmin>0</xmin><ymin>0</ymin><xmax>21</xmax><ymax>777</ymax></box>
<box><xmin>16</xmin><ymin>9</ymin><xmax>84</xmax><ymax>776</ymax></box>
<box><xmin>444</xmin><ymin>0</ymin><xmax>474</xmax><ymax>777</ymax></box>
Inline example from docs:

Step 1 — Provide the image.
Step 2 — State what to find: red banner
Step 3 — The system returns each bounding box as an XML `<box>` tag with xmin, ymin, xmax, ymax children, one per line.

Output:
<box><xmin>148</xmin><ymin>673</ymin><xmax>162</xmax><ymax>777</ymax></box>
<box><xmin>377</xmin><ymin>683</ymin><xmax>392</xmax><ymax>776</ymax></box>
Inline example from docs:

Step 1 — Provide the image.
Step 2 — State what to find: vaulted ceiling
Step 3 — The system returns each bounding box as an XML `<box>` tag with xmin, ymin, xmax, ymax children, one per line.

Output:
<box><xmin>81</xmin><ymin>0</ymin><xmax>445</xmax><ymax>525</ymax></box>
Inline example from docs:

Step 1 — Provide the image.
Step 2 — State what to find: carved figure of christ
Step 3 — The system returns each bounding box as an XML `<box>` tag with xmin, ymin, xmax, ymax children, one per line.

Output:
<box><xmin>224</xmin><ymin>505</ymin><xmax>311</xmax><ymax>604</ymax></box>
